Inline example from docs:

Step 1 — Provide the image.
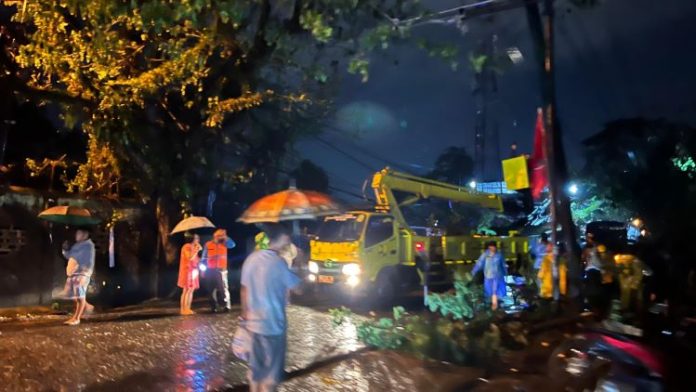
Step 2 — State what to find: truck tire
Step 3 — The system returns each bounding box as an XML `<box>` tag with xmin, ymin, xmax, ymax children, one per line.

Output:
<box><xmin>397</xmin><ymin>264</ymin><xmax>421</xmax><ymax>289</ymax></box>
<box><xmin>373</xmin><ymin>267</ymin><xmax>397</xmax><ymax>306</ymax></box>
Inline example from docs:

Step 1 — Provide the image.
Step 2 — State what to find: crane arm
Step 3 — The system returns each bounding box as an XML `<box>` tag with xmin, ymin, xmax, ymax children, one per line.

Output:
<box><xmin>371</xmin><ymin>168</ymin><xmax>503</xmax><ymax>229</ymax></box>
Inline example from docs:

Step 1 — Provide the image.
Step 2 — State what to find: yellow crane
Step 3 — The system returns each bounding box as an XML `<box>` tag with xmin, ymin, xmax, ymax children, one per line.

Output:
<box><xmin>308</xmin><ymin>168</ymin><xmax>530</xmax><ymax>301</ymax></box>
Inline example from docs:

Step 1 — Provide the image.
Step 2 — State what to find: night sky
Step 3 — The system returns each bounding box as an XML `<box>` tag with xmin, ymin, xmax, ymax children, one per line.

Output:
<box><xmin>297</xmin><ymin>0</ymin><xmax>696</xmax><ymax>200</ymax></box>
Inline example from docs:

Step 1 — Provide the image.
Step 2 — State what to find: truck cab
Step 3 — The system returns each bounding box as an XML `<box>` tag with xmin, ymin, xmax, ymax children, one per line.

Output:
<box><xmin>308</xmin><ymin>211</ymin><xmax>418</xmax><ymax>292</ymax></box>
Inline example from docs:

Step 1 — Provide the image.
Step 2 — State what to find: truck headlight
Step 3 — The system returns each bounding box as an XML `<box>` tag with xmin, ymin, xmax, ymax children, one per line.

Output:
<box><xmin>342</xmin><ymin>263</ymin><xmax>361</xmax><ymax>276</ymax></box>
<box><xmin>347</xmin><ymin>275</ymin><xmax>360</xmax><ymax>287</ymax></box>
<box><xmin>308</xmin><ymin>261</ymin><xmax>319</xmax><ymax>274</ymax></box>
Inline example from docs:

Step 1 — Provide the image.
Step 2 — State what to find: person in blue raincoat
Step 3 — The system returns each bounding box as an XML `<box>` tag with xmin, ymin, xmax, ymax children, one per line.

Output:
<box><xmin>472</xmin><ymin>241</ymin><xmax>507</xmax><ymax>310</ymax></box>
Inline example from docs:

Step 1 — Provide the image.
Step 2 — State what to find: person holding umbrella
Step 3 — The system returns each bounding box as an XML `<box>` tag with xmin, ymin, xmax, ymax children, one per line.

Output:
<box><xmin>178</xmin><ymin>233</ymin><xmax>202</xmax><ymax>315</ymax></box>
<box><xmin>62</xmin><ymin>227</ymin><xmax>95</xmax><ymax>325</ymax></box>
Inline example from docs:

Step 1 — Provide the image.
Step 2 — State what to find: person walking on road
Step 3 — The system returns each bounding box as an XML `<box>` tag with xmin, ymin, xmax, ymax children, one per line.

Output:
<box><xmin>62</xmin><ymin>227</ymin><xmax>95</xmax><ymax>326</ymax></box>
<box><xmin>240</xmin><ymin>224</ymin><xmax>302</xmax><ymax>392</ymax></box>
<box><xmin>472</xmin><ymin>241</ymin><xmax>507</xmax><ymax>310</ymax></box>
<box><xmin>178</xmin><ymin>233</ymin><xmax>202</xmax><ymax>315</ymax></box>
<box><xmin>202</xmin><ymin>229</ymin><xmax>236</xmax><ymax>312</ymax></box>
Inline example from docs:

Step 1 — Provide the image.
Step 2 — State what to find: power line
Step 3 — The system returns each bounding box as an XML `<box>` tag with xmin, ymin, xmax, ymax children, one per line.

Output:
<box><xmin>318</xmin><ymin>122</ymin><xmax>415</xmax><ymax>172</ymax></box>
<box><xmin>276</xmin><ymin>165</ymin><xmax>367</xmax><ymax>201</ymax></box>
<box><xmin>310</xmin><ymin>136</ymin><xmax>377</xmax><ymax>171</ymax></box>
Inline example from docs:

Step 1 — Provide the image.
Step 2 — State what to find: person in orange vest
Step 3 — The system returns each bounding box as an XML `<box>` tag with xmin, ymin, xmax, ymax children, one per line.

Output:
<box><xmin>202</xmin><ymin>229</ymin><xmax>236</xmax><ymax>312</ymax></box>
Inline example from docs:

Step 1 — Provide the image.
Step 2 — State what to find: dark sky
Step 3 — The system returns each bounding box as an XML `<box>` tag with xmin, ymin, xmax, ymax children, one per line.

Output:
<box><xmin>297</xmin><ymin>0</ymin><xmax>696</xmax><ymax>200</ymax></box>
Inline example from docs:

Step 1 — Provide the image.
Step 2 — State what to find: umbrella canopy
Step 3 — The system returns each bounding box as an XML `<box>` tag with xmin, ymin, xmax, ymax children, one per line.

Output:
<box><xmin>237</xmin><ymin>188</ymin><xmax>342</xmax><ymax>224</ymax></box>
<box><xmin>170</xmin><ymin>216</ymin><xmax>216</xmax><ymax>235</ymax></box>
<box><xmin>38</xmin><ymin>205</ymin><xmax>100</xmax><ymax>226</ymax></box>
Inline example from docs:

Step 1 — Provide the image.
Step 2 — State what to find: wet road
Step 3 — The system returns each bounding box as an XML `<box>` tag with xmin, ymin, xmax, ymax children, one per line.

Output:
<box><xmin>0</xmin><ymin>301</ymin><xmax>489</xmax><ymax>392</ymax></box>
<box><xmin>0</xmin><ymin>305</ymin><xmax>368</xmax><ymax>392</ymax></box>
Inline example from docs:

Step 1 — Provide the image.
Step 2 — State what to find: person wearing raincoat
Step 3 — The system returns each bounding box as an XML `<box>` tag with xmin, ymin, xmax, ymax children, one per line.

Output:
<box><xmin>202</xmin><ymin>229</ymin><xmax>236</xmax><ymax>312</ymax></box>
<box><xmin>177</xmin><ymin>233</ymin><xmax>202</xmax><ymax>315</ymax></box>
<box><xmin>472</xmin><ymin>241</ymin><xmax>507</xmax><ymax>310</ymax></box>
<box><xmin>538</xmin><ymin>242</ymin><xmax>568</xmax><ymax>299</ymax></box>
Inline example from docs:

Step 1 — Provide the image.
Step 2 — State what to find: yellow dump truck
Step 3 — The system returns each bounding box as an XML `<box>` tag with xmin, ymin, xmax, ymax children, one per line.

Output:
<box><xmin>307</xmin><ymin>168</ymin><xmax>531</xmax><ymax>299</ymax></box>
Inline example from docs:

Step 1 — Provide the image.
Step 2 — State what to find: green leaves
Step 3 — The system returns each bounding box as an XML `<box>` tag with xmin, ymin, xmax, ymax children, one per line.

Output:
<box><xmin>427</xmin><ymin>273</ymin><xmax>485</xmax><ymax>320</ymax></box>
<box><xmin>300</xmin><ymin>10</ymin><xmax>333</xmax><ymax>43</ymax></box>
<box><xmin>348</xmin><ymin>56</ymin><xmax>370</xmax><ymax>82</ymax></box>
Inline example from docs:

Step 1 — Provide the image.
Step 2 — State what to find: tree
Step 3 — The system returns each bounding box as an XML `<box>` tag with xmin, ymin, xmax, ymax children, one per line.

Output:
<box><xmin>290</xmin><ymin>159</ymin><xmax>329</xmax><ymax>193</ymax></box>
<box><xmin>6</xmin><ymin>1</ymin><xmax>426</xmax><ymax>268</ymax></box>
<box><xmin>583</xmin><ymin>118</ymin><xmax>696</xmax><ymax>300</ymax></box>
<box><xmin>527</xmin><ymin>181</ymin><xmax>631</xmax><ymax>229</ymax></box>
<box><xmin>427</xmin><ymin>146</ymin><xmax>474</xmax><ymax>185</ymax></box>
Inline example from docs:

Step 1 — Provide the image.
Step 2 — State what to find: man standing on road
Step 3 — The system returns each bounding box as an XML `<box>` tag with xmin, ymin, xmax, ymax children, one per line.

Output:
<box><xmin>62</xmin><ymin>227</ymin><xmax>95</xmax><ymax>326</ymax></box>
<box><xmin>240</xmin><ymin>224</ymin><xmax>301</xmax><ymax>392</ymax></box>
<box><xmin>202</xmin><ymin>229</ymin><xmax>236</xmax><ymax>312</ymax></box>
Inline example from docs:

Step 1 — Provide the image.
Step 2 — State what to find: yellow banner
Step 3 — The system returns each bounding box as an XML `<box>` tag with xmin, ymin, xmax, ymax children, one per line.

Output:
<box><xmin>502</xmin><ymin>156</ymin><xmax>529</xmax><ymax>190</ymax></box>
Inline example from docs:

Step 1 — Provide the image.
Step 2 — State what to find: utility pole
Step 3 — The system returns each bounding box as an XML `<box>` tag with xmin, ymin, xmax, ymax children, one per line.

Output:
<box><xmin>393</xmin><ymin>0</ymin><xmax>582</xmax><ymax>295</ymax></box>
<box><xmin>526</xmin><ymin>0</ymin><xmax>581</xmax><ymax>297</ymax></box>
<box><xmin>472</xmin><ymin>34</ymin><xmax>500</xmax><ymax>182</ymax></box>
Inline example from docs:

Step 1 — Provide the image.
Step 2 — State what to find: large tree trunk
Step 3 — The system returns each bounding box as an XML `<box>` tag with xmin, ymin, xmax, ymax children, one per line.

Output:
<box><xmin>153</xmin><ymin>195</ymin><xmax>179</xmax><ymax>298</ymax></box>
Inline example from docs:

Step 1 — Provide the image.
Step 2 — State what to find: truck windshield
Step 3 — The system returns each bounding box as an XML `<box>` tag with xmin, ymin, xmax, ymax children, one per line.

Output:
<box><xmin>316</xmin><ymin>217</ymin><xmax>365</xmax><ymax>242</ymax></box>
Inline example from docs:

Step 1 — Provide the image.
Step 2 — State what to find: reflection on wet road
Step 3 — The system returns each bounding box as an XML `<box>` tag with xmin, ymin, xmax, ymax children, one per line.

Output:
<box><xmin>0</xmin><ymin>306</ymin><xmax>365</xmax><ymax>392</ymax></box>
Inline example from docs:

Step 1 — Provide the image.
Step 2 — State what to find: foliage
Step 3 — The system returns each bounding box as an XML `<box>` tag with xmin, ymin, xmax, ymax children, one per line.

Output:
<box><xmin>583</xmin><ymin>119</ymin><xmax>696</xmax><ymax>238</ymax></box>
<box><xmin>426</xmin><ymin>146</ymin><xmax>474</xmax><ymax>185</ymax></box>
<box><xmin>25</xmin><ymin>155</ymin><xmax>67</xmax><ymax>179</ymax></box>
<box><xmin>582</xmin><ymin>118</ymin><xmax>696</xmax><ymax>298</ymax></box>
<box><xmin>527</xmin><ymin>181</ymin><xmax>631</xmax><ymax>229</ymax></box>
<box><xmin>331</xmin><ymin>306</ymin><xmax>419</xmax><ymax>350</ymax></box>
<box><xmin>427</xmin><ymin>272</ymin><xmax>486</xmax><ymax>320</ymax></box>
<box><xmin>64</xmin><ymin>135</ymin><xmax>121</xmax><ymax>198</ymax></box>
<box><xmin>9</xmin><ymin>0</ymin><xmax>426</xmax><ymax>210</ymax></box>
<box><xmin>289</xmin><ymin>159</ymin><xmax>329</xmax><ymax>193</ymax></box>
<box><xmin>330</xmin><ymin>274</ymin><xmax>511</xmax><ymax>366</ymax></box>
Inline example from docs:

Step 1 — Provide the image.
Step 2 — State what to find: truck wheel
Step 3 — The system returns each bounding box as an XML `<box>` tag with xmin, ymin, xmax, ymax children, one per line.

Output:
<box><xmin>397</xmin><ymin>265</ymin><xmax>421</xmax><ymax>289</ymax></box>
<box><xmin>374</xmin><ymin>267</ymin><xmax>397</xmax><ymax>306</ymax></box>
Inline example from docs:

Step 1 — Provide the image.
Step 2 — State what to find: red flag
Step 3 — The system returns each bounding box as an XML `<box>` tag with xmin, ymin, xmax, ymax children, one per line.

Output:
<box><xmin>530</xmin><ymin>108</ymin><xmax>548</xmax><ymax>199</ymax></box>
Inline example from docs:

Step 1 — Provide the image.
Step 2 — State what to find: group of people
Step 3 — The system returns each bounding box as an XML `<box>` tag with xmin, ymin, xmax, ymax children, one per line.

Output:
<box><xmin>176</xmin><ymin>225</ymin><xmax>302</xmax><ymax>391</ymax></box>
<box><xmin>176</xmin><ymin>229</ymin><xmax>236</xmax><ymax>315</ymax></box>
<box><xmin>60</xmin><ymin>222</ymin><xmax>300</xmax><ymax>392</ymax></box>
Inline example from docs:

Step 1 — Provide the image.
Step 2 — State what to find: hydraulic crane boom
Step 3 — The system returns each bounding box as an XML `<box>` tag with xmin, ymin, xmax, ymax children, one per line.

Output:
<box><xmin>371</xmin><ymin>168</ymin><xmax>503</xmax><ymax>230</ymax></box>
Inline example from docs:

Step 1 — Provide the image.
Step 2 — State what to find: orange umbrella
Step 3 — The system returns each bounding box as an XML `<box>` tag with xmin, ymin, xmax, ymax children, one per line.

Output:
<box><xmin>237</xmin><ymin>188</ymin><xmax>342</xmax><ymax>224</ymax></box>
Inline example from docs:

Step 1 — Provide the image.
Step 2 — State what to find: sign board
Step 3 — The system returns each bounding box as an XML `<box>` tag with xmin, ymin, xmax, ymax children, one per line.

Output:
<box><xmin>502</xmin><ymin>156</ymin><xmax>529</xmax><ymax>190</ymax></box>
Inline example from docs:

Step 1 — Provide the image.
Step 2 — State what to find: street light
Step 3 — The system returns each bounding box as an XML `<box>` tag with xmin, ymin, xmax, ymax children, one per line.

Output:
<box><xmin>567</xmin><ymin>182</ymin><xmax>578</xmax><ymax>196</ymax></box>
<box><xmin>468</xmin><ymin>180</ymin><xmax>477</xmax><ymax>190</ymax></box>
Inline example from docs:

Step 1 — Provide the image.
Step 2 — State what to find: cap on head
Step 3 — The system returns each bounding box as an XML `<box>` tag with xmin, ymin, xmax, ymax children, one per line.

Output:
<box><xmin>213</xmin><ymin>229</ymin><xmax>226</xmax><ymax>239</ymax></box>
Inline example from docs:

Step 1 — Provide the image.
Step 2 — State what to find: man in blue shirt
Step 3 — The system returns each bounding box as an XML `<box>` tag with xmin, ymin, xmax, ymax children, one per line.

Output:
<box><xmin>472</xmin><ymin>241</ymin><xmax>507</xmax><ymax>310</ymax></box>
<box><xmin>61</xmin><ymin>227</ymin><xmax>95</xmax><ymax>326</ymax></box>
<box><xmin>241</xmin><ymin>224</ymin><xmax>301</xmax><ymax>391</ymax></box>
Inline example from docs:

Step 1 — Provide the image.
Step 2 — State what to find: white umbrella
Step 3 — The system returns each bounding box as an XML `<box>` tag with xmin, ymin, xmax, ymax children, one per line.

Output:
<box><xmin>170</xmin><ymin>216</ymin><xmax>215</xmax><ymax>235</ymax></box>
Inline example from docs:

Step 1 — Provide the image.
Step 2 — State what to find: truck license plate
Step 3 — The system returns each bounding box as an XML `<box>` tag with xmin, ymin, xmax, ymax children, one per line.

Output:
<box><xmin>318</xmin><ymin>275</ymin><xmax>334</xmax><ymax>284</ymax></box>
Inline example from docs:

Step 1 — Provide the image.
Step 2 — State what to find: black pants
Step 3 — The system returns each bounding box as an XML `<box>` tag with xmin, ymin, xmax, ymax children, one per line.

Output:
<box><xmin>207</xmin><ymin>268</ymin><xmax>231</xmax><ymax>311</ymax></box>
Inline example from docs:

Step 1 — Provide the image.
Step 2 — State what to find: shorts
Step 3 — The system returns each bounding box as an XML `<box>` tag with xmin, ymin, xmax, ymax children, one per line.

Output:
<box><xmin>248</xmin><ymin>332</ymin><xmax>287</xmax><ymax>387</ymax></box>
<box><xmin>64</xmin><ymin>275</ymin><xmax>90</xmax><ymax>300</ymax></box>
